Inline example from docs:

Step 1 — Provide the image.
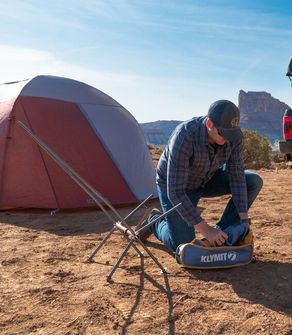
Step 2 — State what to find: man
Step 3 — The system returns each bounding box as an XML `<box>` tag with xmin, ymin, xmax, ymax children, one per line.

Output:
<box><xmin>146</xmin><ymin>100</ymin><xmax>263</xmax><ymax>253</ymax></box>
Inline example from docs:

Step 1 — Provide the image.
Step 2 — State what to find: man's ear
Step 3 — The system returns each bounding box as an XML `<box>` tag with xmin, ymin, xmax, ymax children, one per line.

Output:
<box><xmin>206</xmin><ymin>118</ymin><xmax>213</xmax><ymax>130</ymax></box>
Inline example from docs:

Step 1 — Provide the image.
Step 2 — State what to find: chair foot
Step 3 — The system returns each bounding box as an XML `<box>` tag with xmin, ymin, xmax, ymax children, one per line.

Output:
<box><xmin>160</xmin><ymin>267</ymin><xmax>168</xmax><ymax>274</ymax></box>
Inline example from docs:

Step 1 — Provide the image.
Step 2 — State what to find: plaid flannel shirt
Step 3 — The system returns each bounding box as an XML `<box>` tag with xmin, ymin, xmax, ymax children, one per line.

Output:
<box><xmin>156</xmin><ymin>116</ymin><xmax>248</xmax><ymax>226</ymax></box>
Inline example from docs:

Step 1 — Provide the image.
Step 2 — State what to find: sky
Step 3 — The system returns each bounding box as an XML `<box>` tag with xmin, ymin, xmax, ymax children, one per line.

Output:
<box><xmin>0</xmin><ymin>0</ymin><xmax>292</xmax><ymax>123</ymax></box>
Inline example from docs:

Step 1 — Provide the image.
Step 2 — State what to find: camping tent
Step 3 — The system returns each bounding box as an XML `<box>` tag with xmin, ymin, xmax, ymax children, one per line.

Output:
<box><xmin>0</xmin><ymin>75</ymin><xmax>157</xmax><ymax>209</ymax></box>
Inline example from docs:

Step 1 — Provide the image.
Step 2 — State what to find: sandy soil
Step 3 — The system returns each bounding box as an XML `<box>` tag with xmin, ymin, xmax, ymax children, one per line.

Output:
<box><xmin>1</xmin><ymin>169</ymin><xmax>292</xmax><ymax>335</ymax></box>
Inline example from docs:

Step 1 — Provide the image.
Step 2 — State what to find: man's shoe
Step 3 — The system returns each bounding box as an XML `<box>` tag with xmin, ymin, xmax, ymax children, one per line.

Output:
<box><xmin>137</xmin><ymin>208</ymin><xmax>161</xmax><ymax>241</ymax></box>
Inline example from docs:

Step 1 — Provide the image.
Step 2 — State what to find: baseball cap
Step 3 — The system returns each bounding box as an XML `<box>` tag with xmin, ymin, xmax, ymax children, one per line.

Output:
<box><xmin>207</xmin><ymin>100</ymin><xmax>243</xmax><ymax>142</ymax></box>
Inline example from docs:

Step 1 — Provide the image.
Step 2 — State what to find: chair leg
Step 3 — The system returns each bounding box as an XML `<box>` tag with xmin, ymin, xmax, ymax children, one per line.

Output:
<box><xmin>106</xmin><ymin>239</ymin><xmax>134</xmax><ymax>282</ymax></box>
<box><xmin>87</xmin><ymin>226</ymin><xmax>116</xmax><ymax>262</ymax></box>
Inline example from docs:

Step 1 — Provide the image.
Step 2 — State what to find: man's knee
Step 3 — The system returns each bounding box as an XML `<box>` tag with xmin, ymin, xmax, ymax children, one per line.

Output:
<box><xmin>167</xmin><ymin>213</ymin><xmax>195</xmax><ymax>249</ymax></box>
<box><xmin>246</xmin><ymin>172</ymin><xmax>263</xmax><ymax>192</ymax></box>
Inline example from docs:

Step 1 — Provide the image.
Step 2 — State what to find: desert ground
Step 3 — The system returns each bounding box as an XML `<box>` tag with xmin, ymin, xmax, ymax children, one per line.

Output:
<box><xmin>1</xmin><ymin>165</ymin><xmax>292</xmax><ymax>335</ymax></box>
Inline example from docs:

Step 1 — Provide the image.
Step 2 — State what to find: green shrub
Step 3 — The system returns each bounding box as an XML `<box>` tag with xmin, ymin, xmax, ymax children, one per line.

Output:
<box><xmin>242</xmin><ymin>129</ymin><xmax>272</xmax><ymax>168</ymax></box>
<box><xmin>271</xmin><ymin>150</ymin><xmax>286</xmax><ymax>163</ymax></box>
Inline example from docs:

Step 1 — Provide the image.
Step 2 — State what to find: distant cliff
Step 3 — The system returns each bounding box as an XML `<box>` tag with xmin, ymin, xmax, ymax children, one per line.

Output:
<box><xmin>140</xmin><ymin>91</ymin><xmax>291</xmax><ymax>145</ymax></box>
<box><xmin>140</xmin><ymin>120</ymin><xmax>181</xmax><ymax>146</ymax></box>
<box><xmin>238</xmin><ymin>90</ymin><xmax>290</xmax><ymax>142</ymax></box>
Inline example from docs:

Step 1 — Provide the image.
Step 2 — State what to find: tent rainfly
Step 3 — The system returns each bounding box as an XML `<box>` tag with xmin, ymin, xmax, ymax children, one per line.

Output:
<box><xmin>0</xmin><ymin>75</ymin><xmax>157</xmax><ymax>209</ymax></box>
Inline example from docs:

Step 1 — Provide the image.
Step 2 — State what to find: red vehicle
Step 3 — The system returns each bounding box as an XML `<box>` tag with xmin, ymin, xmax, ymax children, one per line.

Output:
<box><xmin>279</xmin><ymin>57</ymin><xmax>292</xmax><ymax>161</ymax></box>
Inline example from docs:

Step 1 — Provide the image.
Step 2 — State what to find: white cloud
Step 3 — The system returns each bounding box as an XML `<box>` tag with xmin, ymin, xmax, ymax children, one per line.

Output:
<box><xmin>0</xmin><ymin>45</ymin><xmax>218</xmax><ymax>121</ymax></box>
<box><xmin>0</xmin><ymin>45</ymin><xmax>259</xmax><ymax>123</ymax></box>
<box><xmin>0</xmin><ymin>45</ymin><xmax>54</xmax><ymax>62</ymax></box>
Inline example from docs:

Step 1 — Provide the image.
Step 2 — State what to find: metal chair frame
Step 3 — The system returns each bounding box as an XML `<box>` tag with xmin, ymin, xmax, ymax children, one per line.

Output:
<box><xmin>17</xmin><ymin>120</ymin><xmax>181</xmax><ymax>281</ymax></box>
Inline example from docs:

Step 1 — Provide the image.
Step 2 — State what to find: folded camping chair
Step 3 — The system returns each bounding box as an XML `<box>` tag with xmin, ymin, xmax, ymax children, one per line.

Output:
<box><xmin>17</xmin><ymin>121</ymin><xmax>181</xmax><ymax>281</ymax></box>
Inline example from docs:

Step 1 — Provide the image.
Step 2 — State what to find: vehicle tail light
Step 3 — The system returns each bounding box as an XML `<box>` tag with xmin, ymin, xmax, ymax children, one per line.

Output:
<box><xmin>283</xmin><ymin>109</ymin><xmax>292</xmax><ymax>140</ymax></box>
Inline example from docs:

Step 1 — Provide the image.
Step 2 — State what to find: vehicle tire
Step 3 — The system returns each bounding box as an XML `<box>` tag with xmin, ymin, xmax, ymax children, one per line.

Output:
<box><xmin>279</xmin><ymin>140</ymin><xmax>292</xmax><ymax>154</ymax></box>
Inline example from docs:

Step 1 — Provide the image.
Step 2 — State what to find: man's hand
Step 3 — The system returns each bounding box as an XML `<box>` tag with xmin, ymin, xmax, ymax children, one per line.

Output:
<box><xmin>195</xmin><ymin>220</ymin><xmax>228</xmax><ymax>246</ymax></box>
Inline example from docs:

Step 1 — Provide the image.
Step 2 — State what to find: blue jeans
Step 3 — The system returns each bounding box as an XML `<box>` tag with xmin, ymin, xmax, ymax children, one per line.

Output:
<box><xmin>151</xmin><ymin>168</ymin><xmax>263</xmax><ymax>253</ymax></box>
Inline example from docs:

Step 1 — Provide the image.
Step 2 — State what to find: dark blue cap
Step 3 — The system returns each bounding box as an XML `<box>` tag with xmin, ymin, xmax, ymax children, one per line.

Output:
<box><xmin>208</xmin><ymin>100</ymin><xmax>243</xmax><ymax>142</ymax></box>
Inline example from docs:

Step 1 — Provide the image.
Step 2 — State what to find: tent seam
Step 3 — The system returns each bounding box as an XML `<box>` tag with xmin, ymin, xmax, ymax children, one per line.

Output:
<box><xmin>0</xmin><ymin>99</ymin><xmax>17</xmax><ymax>204</ymax></box>
<box><xmin>18</xmin><ymin>98</ymin><xmax>61</xmax><ymax>209</ymax></box>
<box><xmin>77</xmin><ymin>103</ymin><xmax>138</xmax><ymax>201</ymax></box>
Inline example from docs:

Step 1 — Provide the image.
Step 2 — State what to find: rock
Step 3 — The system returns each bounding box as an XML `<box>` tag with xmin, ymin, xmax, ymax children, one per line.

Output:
<box><xmin>140</xmin><ymin>91</ymin><xmax>291</xmax><ymax>145</ymax></box>
<box><xmin>239</xmin><ymin>90</ymin><xmax>291</xmax><ymax>142</ymax></box>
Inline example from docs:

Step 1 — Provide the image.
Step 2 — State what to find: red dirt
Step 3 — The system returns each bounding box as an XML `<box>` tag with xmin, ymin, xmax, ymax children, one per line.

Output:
<box><xmin>1</xmin><ymin>169</ymin><xmax>292</xmax><ymax>335</ymax></box>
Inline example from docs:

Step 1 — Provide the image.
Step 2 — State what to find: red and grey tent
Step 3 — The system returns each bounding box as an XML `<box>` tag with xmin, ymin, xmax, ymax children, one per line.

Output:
<box><xmin>0</xmin><ymin>75</ymin><xmax>157</xmax><ymax>209</ymax></box>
